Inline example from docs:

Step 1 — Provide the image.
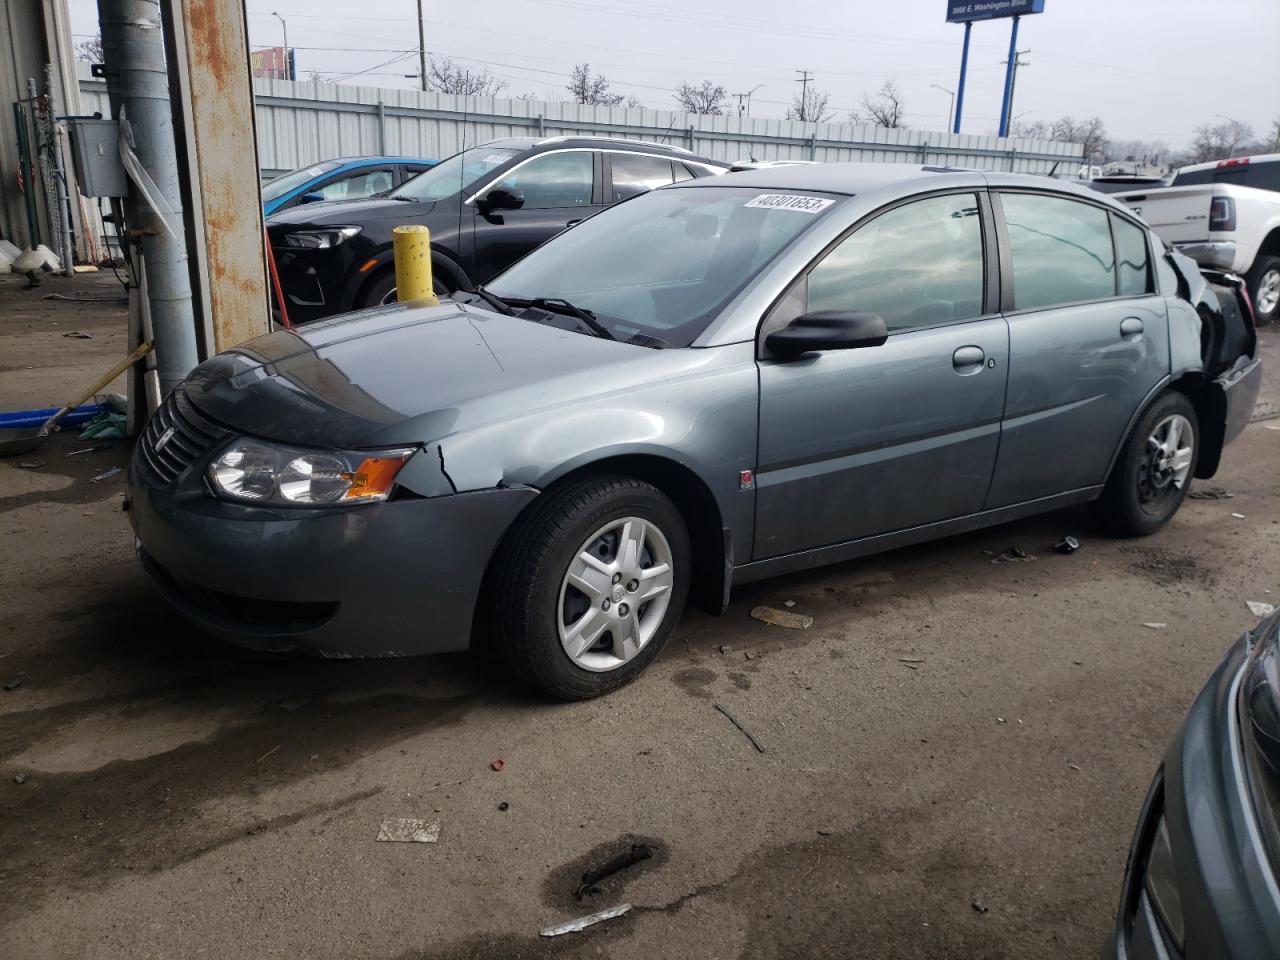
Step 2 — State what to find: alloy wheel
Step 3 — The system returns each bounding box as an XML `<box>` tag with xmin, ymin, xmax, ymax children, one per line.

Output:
<box><xmin>1258</xmin><ymin>269</ymin><xmax>1280</xmax><ymax>317</ymax></box>
<box><xmin>1137</xmin><ymin>413</ymin><xmax>1194</xmax><ymax>511</ymax></box>
<box><xmin>557</xmin><ymin>516</ymin><xmax>675</xmax><ymax>672</ymax></box>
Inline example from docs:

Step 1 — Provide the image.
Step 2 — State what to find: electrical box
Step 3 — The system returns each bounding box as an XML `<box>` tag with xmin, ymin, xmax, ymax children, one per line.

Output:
<box><xmin>67</xmin><ymin>119</ymin><xmax>128</xmax><ymax>198</ymax></box>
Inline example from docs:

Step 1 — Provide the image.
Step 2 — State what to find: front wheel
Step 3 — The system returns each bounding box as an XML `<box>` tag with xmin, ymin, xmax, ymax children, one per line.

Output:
<box><xmin>357</xmin><ymin>269</ymin><xmax>454</xmax><ymax>309</ymax></box>
<box><xmin>488</xmin><ymin>476</ymin><xmax>691</xmax><ymax>700</ymax></box>
<box><xmin>1094</xmin><ymin>392</ymin><xmax>1199</xmax><ymax>537</ymax></box>
<box><xmin>1247</xmin><ymin>255</ymin><xmax>1280</xmax><ymax>327</ymax></box>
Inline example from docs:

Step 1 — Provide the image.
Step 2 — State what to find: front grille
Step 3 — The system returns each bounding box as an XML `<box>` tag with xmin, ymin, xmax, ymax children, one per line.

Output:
<box><xmin>138</xmin><ymin>389</ymin><xmax>229</xmax><ymax>485</ymax></box>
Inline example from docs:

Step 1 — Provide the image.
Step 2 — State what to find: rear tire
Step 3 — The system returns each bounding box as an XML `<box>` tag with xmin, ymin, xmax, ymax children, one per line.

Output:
<box><xmin>488</xmin><ymin>476</ymin><xmax>691</xmax><ymax>700</ymax></box>
<box><xmin>1093</xmin><ymin>392</ymin><xmax>1199</xmax><ymax>537</ymax></box>
<box><xmin>1247</xmin><ymin>255</ymin><xmax>1280</xmax><ymax>327</ymax></box>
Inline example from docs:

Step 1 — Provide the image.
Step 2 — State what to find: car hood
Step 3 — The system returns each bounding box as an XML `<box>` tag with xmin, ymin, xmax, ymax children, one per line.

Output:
<box><xmin>183</xmin><ymin>301</ymin><xmax>665</xmax><ymax>449</ymax></box>
<box><xmin>267</xmin><ymin>197</ymin><xmax>437</xmax><ymax>227</ymax></box>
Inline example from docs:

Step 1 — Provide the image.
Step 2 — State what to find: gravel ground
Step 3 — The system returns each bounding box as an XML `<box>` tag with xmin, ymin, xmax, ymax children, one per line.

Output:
<box><xmin>2</xmin><ymin>273</ymin><xmax>1278</xmax><ymax>960</ymax></box>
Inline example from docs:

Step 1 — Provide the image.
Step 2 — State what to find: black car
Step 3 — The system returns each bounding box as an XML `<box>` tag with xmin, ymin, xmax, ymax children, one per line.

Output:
<box><xmin>1106</xmin><ymin>607</ymin><xmax>1280</xmax><ymax>958</ymax></box>
<box><xmin>266</xmin><ymin>136</ymin><xmax>728</xmax><ymax>322</ymax></box>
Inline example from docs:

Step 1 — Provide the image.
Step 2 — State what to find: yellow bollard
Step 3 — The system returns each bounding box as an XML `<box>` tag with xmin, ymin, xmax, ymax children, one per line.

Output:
<box><xmin>392</xmin><ymin>224</ymin><xmax>439</xmax><ymax>305</ymax></box>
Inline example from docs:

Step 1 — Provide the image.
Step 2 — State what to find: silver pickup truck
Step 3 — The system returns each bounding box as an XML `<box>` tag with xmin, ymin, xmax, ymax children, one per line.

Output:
<box><xmin>1117</xmin><ymin>154</ymin><xmax>1280</xmax><ymax>325</ymax></box>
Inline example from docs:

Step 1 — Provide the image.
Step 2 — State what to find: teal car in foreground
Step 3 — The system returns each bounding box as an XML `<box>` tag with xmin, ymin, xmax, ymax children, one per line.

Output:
<box><xmin>262</xmin><ymin>156</ymin><xmax>435</xmax><ymax>216</ymax></box>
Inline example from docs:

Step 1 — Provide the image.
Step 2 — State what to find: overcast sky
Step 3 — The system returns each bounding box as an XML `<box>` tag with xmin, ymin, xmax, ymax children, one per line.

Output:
<box><xmin>69</xmin><ymin>0</ymin><xmax>1279</xmax><ymax>148</ymax></box>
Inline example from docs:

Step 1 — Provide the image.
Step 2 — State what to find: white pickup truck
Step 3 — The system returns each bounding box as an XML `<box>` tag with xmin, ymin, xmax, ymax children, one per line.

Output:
<box><xmin>1117</xmin><ymin>154</ymin><xmax>1280</xmax><ymax>325</ymax></box>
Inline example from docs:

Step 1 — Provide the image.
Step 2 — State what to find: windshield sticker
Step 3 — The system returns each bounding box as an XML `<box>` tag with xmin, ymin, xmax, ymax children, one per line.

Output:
<box><xmin>744</xmin><ymin>193</ymin><xmax>834</xmax><ymax>214</ymax></box>
<box><xmin>481</xmin><ymin>153</ymin><xmax>513</xmax><ymax>164</ymax></box>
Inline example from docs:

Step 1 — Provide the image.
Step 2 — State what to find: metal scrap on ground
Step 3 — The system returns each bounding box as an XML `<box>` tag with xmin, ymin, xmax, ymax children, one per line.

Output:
<box><xmin>540</xmin><ymin>904</ymin><xmax>632</xmax><ymax>937</ymax></box>
<box><xmin>1141</xmin><ymin>622</ymin><xmax>1168</xmax><ymax>630</ymax></box>
<box><xmin>1247</xmin><ymin>601</ymin><xmax>1277</xmax><ymax>618</ymax></box>
<box><xmin>376</xmin><ymin>818</ymin><xmax>441</xmax><ymax>843</ymax></box>
<box><xmin>750</xmin><ymin>605</ymin><xmax>813</xmax><ymax>629</ymax></box>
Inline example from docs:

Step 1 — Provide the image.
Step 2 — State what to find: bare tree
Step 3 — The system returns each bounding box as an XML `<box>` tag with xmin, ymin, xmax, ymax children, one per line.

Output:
<box><xmin>1050</xmin><ymin>116</ymin><xmax>1108</xmax><ymax>163</ymax></box>
<box><xmin>75</xmin><ymin>34</ymin><xmax>103</xmax><ymax>62</ymax></box>
<box><xmin>428</xmin><ymin>57</ymin><xmax>505</xmax><ymax>97</ymax></box>
<box><xmin>566</xmin><ymin>63</ymin><xmax>625</xmax><ymax>106</ymax></box>
<box><xmin>306</xmin><ymin>69</ymin><xmax>335</xmax><ymax>84</ymax></box>
<box><xmin>1183</xmin><ymin>118</ymin><xmax>1255</xmax><ymax>164</ymax></box>
<box><xmin>1270</xmin><ymin>116</ymin><xmax>1280</xmax><ymax>153</ymax></box>
<box><xmin>674</xmin><ymin>80</ymin><xmax>728</xmax><ymax>116</ymax></box>
<box><xmin>850</xmin><ymin>80</ymin><xmax>907</xmax><ymax>128</ymax></box>
<box><xmin>786</xmin><ymin>86</ymin><xmax>833</xmax><ymax>123</ymax></box>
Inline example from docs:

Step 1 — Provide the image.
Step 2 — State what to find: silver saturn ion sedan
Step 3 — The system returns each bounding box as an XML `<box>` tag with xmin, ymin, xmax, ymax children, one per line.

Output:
<box><xmin>129</xmin><ymin>164</ymin><xmax>1262</xmax><ymax>699</ymax></box>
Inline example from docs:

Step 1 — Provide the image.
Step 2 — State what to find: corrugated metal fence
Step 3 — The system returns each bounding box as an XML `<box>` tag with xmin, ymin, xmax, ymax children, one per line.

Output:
<box><xmin>78</xmin><ymin>68</ymin><xmax>1083</xmax><ymax>179</ymax></box>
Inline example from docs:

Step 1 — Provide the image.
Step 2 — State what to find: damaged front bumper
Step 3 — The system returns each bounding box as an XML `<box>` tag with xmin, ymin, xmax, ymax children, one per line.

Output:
<box><xmin>128</xmin><ymin>446</ymin><xmax>537</xmax><ymax>657</ymax></box>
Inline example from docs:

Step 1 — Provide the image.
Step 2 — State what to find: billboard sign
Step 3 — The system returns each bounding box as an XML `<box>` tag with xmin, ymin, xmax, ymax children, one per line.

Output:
<box><xmin>250</xmin><ymin>46</ymin><xmax>291</xmax><ymax>80</ymax></box>
<box><xmin>946</xmin><ymin>0</ymin><xmax>1044</xmax><ymax>22</ymax></box>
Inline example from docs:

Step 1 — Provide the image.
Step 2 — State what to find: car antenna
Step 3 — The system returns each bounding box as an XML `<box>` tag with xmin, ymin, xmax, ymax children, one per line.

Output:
<box><xmin>656</xmin><ymin>113</ymin><xmax>678</xmax><ymax>145</ymax></box>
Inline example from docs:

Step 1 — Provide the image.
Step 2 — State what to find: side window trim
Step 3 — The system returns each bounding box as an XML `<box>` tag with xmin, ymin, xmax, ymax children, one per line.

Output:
<box><xmin>758</xmin><ymin>188</ymin><xmax>994</xmax><ymax>351</ymax></box>
<box><xmin>992</xmin><ymin>189</ymin><xmax>1159</xmax><ymax>316</ymax></box>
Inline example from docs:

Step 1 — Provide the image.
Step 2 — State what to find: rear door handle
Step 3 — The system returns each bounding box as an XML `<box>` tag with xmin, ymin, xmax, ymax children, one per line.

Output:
<box><xmin>952</xmin><ymin>345</ymin><xmax>986</xmax><ymax>374</ymax></box>
<box><xmin>1120</xmin><ymin>317</ymin><xmax>1144</xmax><ymax>340</ymax></box>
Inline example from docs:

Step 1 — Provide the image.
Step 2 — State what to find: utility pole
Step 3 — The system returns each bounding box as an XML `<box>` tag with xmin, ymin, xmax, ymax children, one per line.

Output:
<box><xmin>931</xmin><ymin>84</ymin><xmax>955</xmax><ymax>133</ymax></box>
<box><xmin>795</xmin><ymin>69</ymin><xmax>813</xmax><ymax>121</ymax></box>
<box><xmin>271</xmin><ymin>11</ymin><xmax>290</xmax><ymax>79</ymax></box>
<box><xmin>417</xmin><ymin>0</ymin><xmax>428</xmax><ymax>92</ymax></box>
<box><xmin>733</xmin><ymin>83</ymin><xmax>764</xmax><ymax>118</ymax></box>
<box><xmin>1001</xmin><ymin>49</ymin><xmax>1030</xmax><ymax>134</ymax></box>
<box><xmin>997</xmin><ymin>15</ymin><xmax>1021</xmax><ymax>137</ymax></box>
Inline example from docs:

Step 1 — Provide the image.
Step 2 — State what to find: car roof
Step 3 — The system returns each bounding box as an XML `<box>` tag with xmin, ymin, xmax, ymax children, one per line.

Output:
<box><xmin>673</xmin><ymin>162</ymin><xmax>977</xmax><ymax>196</ymax></box>
<box><xmin>325</xmin><ymin>156</ymin><xmax>435</xmax><ymax>165</ymax></box>
<box><xmin>475</xmin><ymin>135</ymin><xmax>726</xmax><ymax>166</ymax></box>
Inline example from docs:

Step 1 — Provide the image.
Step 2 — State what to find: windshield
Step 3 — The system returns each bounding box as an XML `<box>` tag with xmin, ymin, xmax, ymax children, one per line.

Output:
<box><xmin>262</xmin><ymin>161</ymin><xmax>343</xmax><ymax>203</ymax></box>
<box><xmin>487</xmin><ymin>186</ymin><xmax>838</xmax><ymax>346</ymax></box>
<box><xmin>390</xmin><ymin>145</ymin><xmax>524</xmax><ymax>201</ymax></box>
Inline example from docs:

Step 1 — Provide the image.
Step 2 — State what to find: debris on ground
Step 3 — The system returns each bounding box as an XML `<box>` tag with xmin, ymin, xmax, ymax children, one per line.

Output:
<box><xmin>1231</xmin><ymin>512</ymin><xmax>1246</xmax><ymax>519</ymax></box>
<box><xmin>816</xmin><ymin>828</ymin><xmax>833</xmax><ymax>836</ymax></box>
<box><xmin>498</xmin><ymin>802</ymin><xmax>509</xmax><ymax>812</ymax></box>
<box><xmin>1068</xmin><ymin>763</ymin><xmax>1082</xmax><ymax>771</ymax></box>
<box><xmin>2</xmin><ymin>676</ymin><xmax>24</xmax><ymax>691</ymax></box>
<box><xmin>255</xmin><ymin>744</ymin><xmax>281</xmax><ymax>764</ymax></box>
<box><xmin>17</xmin><ymin>461</ymin><xmax>44</xmax><ymax>469</ymax></box>
<box><xmin>61</xmin><ymin>331</ymin><xmax>93</xmax><ymax>339</ymax></box>
<box><xmin>1247</xmin><ymin>601</ymin><xmax>1277</xmax><ymax>618</ymax></box>
<box><xmin>13</xmin><ymin>773</ymin><xmax>26</xmax><ymax>785</ymax></box>
<box><xmin>1189</xmin><ymin>487</ymin><xmax>1234</xmax><ymax>500</ymax></box>
<box><xmin>990</xmin><ymin>546</ymin><xmax>1037</xmax><ymax>564</ymax></box>
<box><xmin>714</xmin><ymin>703</ymin><xmax>766</xmax><ymax>754</ymax></box>
<box><xmin>540</xmin><ymin>903</ymin><xmax>631</xmax><ymax>937</ymax></box>
<box><xmin>783</xmin><ymin>600</ymin><xmax>796</xmax><ymax>608</ymax></box>
<box><xmin>996</xmin><ymin>717</ymin><xmax>1007</xmax><ymax>724</ymax></box>
<box><xmin>79</xmin><ymin>409</ymin><xmax>128</xmax><ymax>440</ymax></box>
<box><xmin>1141</xmin><ymin>622</ymin><xmax>1168</xmax><ymax>630</ymax></box>
<box><xmin>718</xmin><ymin>644</ymin><xmax>732</xmax><ymax>655</ymax></box>
<box><xmin>1053</xmin><ymin>536</ymin><xmax>1080</xmax><ymax>555</ymax></box>
<box><xmin>66</xmin><ymin>444</ymin><xmax>112</xmax><ymax>457</ymax></box>
<box><xmin>376</xmin><ymin>818</ymin><xmax>441</xmax><ymax>843</ymax></box>
<box><xmin>90</xmin><ymin>466</ymin><xmax>122</xmax><ymax>483</ymax></box>
<box><xmin>750</xmin><ymin>605</ymin><xmax>813</xmax><ymax>629</ymax></box>
<box><xmin>576</xmin><ymin>843</ymin><xmax>653</xmax><ymax>899</ymax></box>
<box><xmin>490</xmin><ymin>758</ymin><xmax>506</xmax><ymax>772</ymax></box>
<box><xmin>898</xmin><ymin>657</ymin><xmax>925</xmax><ymax>664</ymax></box>
<box><xmin>971</xmin><ymin>899</ymin><xmax>989</xmax><ymax>914</ymax></box>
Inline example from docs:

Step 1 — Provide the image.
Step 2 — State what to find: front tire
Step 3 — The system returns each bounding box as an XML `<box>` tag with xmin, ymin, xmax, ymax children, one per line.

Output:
<box><xmin>489</xmin><ymin>476</ymin><xmax>691</xmax><ymax>700</ymax></box>
<box><xmin>1247</xmin><ymin>255</ymin><xmax>1280</xmax><ymax>327</ymax></box>
<box><xmin>357</xmin><ymin>269</ymin><xmax>453</xmax><ymax>309</ymax></box>
<box><xmin>1094</xmin><ymin>392</ymin><xmax>1199</xmax><ymax>537</ymax></box>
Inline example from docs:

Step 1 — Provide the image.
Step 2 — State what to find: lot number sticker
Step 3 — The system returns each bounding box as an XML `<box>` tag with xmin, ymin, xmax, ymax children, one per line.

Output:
<box><xmin>744</xmin><ymin>193</ymin><xmax>834</xmax><ymax>214</ymax></box>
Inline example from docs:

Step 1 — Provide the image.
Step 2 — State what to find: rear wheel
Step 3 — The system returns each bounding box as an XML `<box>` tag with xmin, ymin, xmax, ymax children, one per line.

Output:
<box><xmin>1247</xmin><ymin>255</ymin><xmax>1280</xmax><ymax>327</ymax></box>
<box><xmin>488</xmin><ymin>476</ymin><xmax>691</xmax><ymax>700</ymax></box>
<box><xmin>1094</xmin><ymin>392</ymin><xmax>1199</xmax><ymax>537</ymax></box>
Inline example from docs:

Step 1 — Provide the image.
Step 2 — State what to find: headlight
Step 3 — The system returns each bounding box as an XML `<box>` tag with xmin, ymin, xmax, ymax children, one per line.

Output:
<box><xmin>1143</xmin><ymin>814</ymin><xmax>1185</xmax><ymax>950</ymax></box>
<box><xmin>282</xmin><ymin>226</ymin><xmax>362</xmax><ymax>249</ymax></box>
<box><xmin>208</xmin><ymin>439</ymin><xmax>414</xmax><ymax>506</ymax></box>
<box><xmin>1240</xmin><ymin>610</ymin><xmax>1280</xmax><ymax>870</ymax></box>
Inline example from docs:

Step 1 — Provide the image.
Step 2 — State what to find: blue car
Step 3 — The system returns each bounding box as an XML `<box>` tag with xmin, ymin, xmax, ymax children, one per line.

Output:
<box><xmin>261</xmin><ymin>156</ymin><xmax>435</xmax><ymax>216</ymax></box>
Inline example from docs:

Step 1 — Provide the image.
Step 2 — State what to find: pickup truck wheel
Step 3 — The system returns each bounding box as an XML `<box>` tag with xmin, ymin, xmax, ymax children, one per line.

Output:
<box><xmin>1094</xmin><ymin>392</ymin><xmax>1199</xmax><ymax>537</ymax></box>
<box><xmin>1248</xmin><ymin>256</ymin><xmax>1280</xmax><ymax>326</ymax></box>
<box><xmin>489</xmin><ymin>476</ymin><xmax>691</xmax><ymax>700</ymax></box>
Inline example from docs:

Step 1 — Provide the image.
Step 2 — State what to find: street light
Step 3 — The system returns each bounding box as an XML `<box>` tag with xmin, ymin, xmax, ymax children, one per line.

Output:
<box><xmin>271</xmin><ymin>11</ymin><xmax>290</xmax><ymax>80</ymax></box>
<box><xmin>735</xmin><ymin>83</ymin><xmax>765</xmax><ymax>118</ymax></box>
<box><xmin>931</xmin><ymin>84</ymin><xmax>955</xmax><ymax>132</ymax></box>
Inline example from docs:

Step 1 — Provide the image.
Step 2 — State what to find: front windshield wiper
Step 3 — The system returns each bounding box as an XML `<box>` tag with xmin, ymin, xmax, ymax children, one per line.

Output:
<box><xmin>468</xmin><ymin>285</ymin><xmax>516</xmax><ymax>315</ymax></box>
<box><xmin>387</xmin><ymin>194</ymin><xmax>417</xmax><ymax>201</ymax></box>
<box><xmin>526</xmin><ymin>297</ymin><xmax>616</xmax><ymax>341</ymax></box>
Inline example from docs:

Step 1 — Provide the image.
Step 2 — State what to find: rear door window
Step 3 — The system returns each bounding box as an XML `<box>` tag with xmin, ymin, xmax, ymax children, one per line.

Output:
<box><xmin>1112</xmin><ymin>215</ymin><xmax>1152</xmax><ymax>297</ymax></box>
<box><xmin>609</xmin><ymin>153</ymin><xmax>677</xmax><ymax>201</ymax></box>
<box><xmin>805</xmin><ymin>193</ymin><xmax>985</xmax><ymax>332</ymax></box>
<box><xmin>1001</xmin><ymin>193</ymin><xmax>1116</xmax><ymax>310</ymax></box>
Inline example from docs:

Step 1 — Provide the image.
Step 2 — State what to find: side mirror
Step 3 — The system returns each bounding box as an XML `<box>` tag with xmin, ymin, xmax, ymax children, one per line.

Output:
<box><xmin>298</xmin><ymin>191</ymin><xmax>325</xmax><ymax>204</ymax></box>
<box><xmin>765</xmin><ymin>310</ymin><xmax>889</xmax><ymax>358</ymax></box>
<box><xmin>477</xmin><ymin>186</ymin><xmax>525</xmax><ymax>212</ymax></box>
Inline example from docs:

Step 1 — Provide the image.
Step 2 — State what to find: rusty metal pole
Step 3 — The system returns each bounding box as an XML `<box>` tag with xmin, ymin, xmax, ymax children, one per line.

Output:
<box><xmin>97</xmin><ymin>0</ymin><xmax>199</xmax><ymax>397</ymax></box>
